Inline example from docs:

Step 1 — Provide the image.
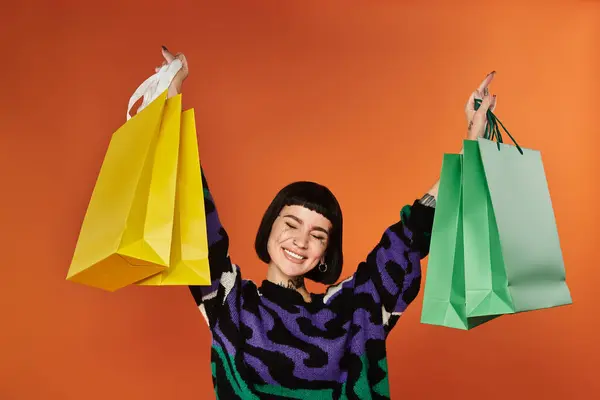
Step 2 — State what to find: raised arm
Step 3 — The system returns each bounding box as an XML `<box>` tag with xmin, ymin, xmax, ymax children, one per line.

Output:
<box><xmin>157</xmin><ymin>46</ymin><xmax>242</xmax><ymax>328</ymax></box>
<box><xmin>322</xmin><ymin>194</ymin><xmax>435</xmax><ymax>335</ymax></box>
<box><xmin>321</xmin><ymin>70</ymin><xmax>498</xmax><ymax>335</ymax></box>
<box><xmin>188</xmin><ymin>168</ymin><xmax>241</xmax><ymax>328</ymax></box>
<box><xmin>367</xmin><ymin>195</ymin><xmax>435</xmax><ymax>333</ymax></box>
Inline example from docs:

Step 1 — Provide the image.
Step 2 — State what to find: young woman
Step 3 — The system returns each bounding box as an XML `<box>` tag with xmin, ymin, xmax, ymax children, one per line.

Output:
<box><xmin>160</xmin><ymin>47</ymin><xmax>496</xmax><ymax>399</ymax></box>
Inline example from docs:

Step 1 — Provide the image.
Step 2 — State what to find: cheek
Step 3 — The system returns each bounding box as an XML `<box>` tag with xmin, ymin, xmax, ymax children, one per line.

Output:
<box><xmin>308</xmin><ymin>242</ymin><xmax>327</xmax><ymax>261</ymax></box>
<box><xmin>271</xmin><ymin>225</ymin><xmax>292</xmax><ymax>244</ymax></box>
<box><xmin>266</xmin><ymin>227</ymin><xmax>287</xmax><ymax>257</ymax></box>
<box><xmin>266</xmin><ymin>234</ymin><xmax>277</xmax><ymax>255</ymax></box>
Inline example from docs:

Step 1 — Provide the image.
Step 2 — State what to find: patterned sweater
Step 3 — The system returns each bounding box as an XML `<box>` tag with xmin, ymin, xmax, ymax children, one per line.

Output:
<box><xmin>190</xmin><ymin>170</ymin><xmax>435</xmax><ymax>399</ymax></box>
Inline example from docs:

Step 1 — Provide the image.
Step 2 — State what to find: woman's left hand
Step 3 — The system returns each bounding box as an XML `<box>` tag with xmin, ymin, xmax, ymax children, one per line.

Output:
<box><xmin>156</xmin><ymin>46</ymin><xmax>189</xmax><ymax>98</ymax></box>
<box><xmin>465</xmin><ymin>71</ymin><xmax>497</xmax><ymax>140</ymax></box>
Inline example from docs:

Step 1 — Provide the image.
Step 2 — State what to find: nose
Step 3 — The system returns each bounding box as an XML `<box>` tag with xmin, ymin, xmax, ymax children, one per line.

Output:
<box><xmin>293</xmin><ymin>232</ymin><xmax>309</xmax><ymax>249</ymax></box>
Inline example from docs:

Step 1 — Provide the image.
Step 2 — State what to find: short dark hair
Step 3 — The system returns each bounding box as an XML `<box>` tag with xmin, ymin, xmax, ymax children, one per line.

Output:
<box><xmin>254</xmin><ymin>181</ymin><xmax>343</xmax><ymax>285</ymax></box>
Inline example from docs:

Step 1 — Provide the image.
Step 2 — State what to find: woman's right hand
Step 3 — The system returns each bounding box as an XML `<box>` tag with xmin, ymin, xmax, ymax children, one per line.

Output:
<box><xmin>464</xmin><ymin>71</ymin><xmax>497</xmax><ymax>141</ymax></box>
<box><xmin>157</xmin><ymin>46</ymin><xmax>189</xmax><ymax>98</ymax></box>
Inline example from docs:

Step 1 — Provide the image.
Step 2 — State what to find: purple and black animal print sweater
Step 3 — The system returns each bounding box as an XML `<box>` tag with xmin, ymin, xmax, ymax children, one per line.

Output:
<box><xmin>189</xmin><ymin>169</ymin><xmax>435</xmax><ymax>399</ymax></box>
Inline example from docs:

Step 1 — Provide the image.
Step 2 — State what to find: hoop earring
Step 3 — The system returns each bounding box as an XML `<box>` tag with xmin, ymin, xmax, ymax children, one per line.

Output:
<box><xmin>318</xmin><ymin>263</ymin><xmax>328</xmax><ymax>273</ymax></box>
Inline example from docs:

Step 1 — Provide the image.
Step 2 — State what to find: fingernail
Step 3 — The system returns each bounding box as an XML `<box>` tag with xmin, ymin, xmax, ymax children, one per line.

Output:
<box><xmin>489</xmin><ymin>70</ymin><xmax>496</xmax><ymax>76</ymax></box>
<box><xmin>162</xmin><ymin>45</ymin><xmax>169</xmax><ymax>51</ymax></box>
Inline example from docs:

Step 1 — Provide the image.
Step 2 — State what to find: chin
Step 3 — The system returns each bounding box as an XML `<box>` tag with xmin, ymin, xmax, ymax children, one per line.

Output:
<box><xmin>278</xmin><ymin>262</ymin><xmax>308</xmax><ymax>278</ymax></box>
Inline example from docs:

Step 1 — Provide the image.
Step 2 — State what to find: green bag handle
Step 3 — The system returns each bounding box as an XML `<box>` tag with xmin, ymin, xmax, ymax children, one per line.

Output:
<box><xmin>473</xmin><ymin>98</ymin><xmax>524</xmax><ymax>155</ymax></box>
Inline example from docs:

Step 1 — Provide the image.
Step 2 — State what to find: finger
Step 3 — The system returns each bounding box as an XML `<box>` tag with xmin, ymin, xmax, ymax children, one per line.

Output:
<box><xmin>476</xmin><ymin>71</ymin><xmax>496</xmax><ymax>94</ymax></box>
<box><xmin>465</xmin><ymin>90</ymin><xmax>477</xmax><ymax>114</ymax></box>
<box><xmin>174</xmin><ymin>53</ymin><xmax>189</xmax><ymax>73</ymax></box>
<box><xmin>161</xmin><ymin>45</ymin><xmax>176</xmax><ymax>63</ymax></box>
<box><xmin>475</xmin><ymin>92</ymin><xmax>494</xmax><ymax>116</ymax></box>
<box><xmin>471</xmin><ymin>94</ymin><xmax>492</xmax><ymax>126</ymax></box>
<box><xmin>490</xmin><ymin>94</ymin><xmax>497</xmax><ymax>112</ymax></box>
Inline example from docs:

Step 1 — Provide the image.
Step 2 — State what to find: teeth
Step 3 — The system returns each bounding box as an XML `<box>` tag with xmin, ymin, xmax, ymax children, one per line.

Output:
<box><xmin>284</xmin><ymin>249</ymin><xmax>305</xmax><ymax>260</ymax></box>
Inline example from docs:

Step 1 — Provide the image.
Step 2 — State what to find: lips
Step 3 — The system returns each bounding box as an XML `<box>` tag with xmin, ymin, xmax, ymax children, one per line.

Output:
<box><xmin>282</xmin><ymin>248</ymin><xmax>306</xmax><ymax>264</ymax></box>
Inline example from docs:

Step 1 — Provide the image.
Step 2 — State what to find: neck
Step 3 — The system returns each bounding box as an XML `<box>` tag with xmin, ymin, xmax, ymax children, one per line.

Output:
<box><xmin>266</xmin><ymin>263</ymin><xmax>311</xmax><ymax>302</ymax></box>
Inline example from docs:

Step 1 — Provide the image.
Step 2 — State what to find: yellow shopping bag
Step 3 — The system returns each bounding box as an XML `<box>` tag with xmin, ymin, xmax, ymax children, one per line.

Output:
<box><xmin>66</xmin><ymin>91</ymin><xmax>182</xmax><ymax>291</ymax></box>
<box><xmin>137</xmin><ymin>108</ymin><xmax>211</xmax><ymax>286</ymax></box>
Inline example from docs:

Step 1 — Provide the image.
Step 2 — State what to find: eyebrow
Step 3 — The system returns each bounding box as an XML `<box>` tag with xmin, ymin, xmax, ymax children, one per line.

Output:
<box><xmin>282</xmin><ymin>214</ymin><xmax>330</xmax><ymax>235</ymax></box>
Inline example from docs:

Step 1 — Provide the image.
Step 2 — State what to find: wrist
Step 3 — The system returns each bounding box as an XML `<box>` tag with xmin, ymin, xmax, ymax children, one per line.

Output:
<box><xmin>419</xmin><ymin>193</ymin><xmax>436</xmax><ymax>207</ymax></box>
<box><xmin>427</xmin><ymin>180</ymin><xmax>439</xmax><ymax>198</ymax></box>
<box><xmin>421</xmin><ymin>180</ymin><xmax>439</xmax><ymax>208</ymax></box>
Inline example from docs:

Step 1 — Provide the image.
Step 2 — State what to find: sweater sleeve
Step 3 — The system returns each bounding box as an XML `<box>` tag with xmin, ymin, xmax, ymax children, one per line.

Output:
<box><xmin>188</xmin><ymin>168</ymin><xmax>242</xmax><ymax>328</ymax></box>
<box><xmin>323</xmin><ymin>199</ymin><xmax>435</xmax><ymax>335</ymax></box>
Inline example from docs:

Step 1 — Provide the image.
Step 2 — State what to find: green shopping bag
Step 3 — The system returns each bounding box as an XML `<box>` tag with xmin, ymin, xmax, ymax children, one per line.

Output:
<box><xmin>462</xmin><ymin>139</ymin><xmax>514</xmax><ymax>317</ymax></box>
<box><xmin>420</xmin><ymin>153</ymin><xmax>497</xmax><ymax>330</ymax></box>
<box><xmin>463</xmin><ymin>137</ymin><xmax>572</xmax><ymax>316</ymax></box>
<box><xmin>477</xmin><ymin>136</ymin><xmax>572</xmax><ymax>312</ymax></box>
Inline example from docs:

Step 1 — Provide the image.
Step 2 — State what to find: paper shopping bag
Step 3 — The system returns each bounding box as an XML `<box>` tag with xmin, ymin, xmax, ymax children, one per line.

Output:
<box><xmin>136</xmin><ymin>108</ymin><xmax>211</xmax><ymax>286</ymax></box>
<box><xmin>420</xmin><ymin>154</ymin><xmax>497</xmax><ymax>330</ymax></box>
<box><xmin>462</xmin><ymin>139</ymin><xmax>514</xmax><ymax>317</ymax></box>
<box><xmin>477</xmin><ymin>137</ymin><xmax>572</xmax><ymax>312</ymax></box>
<box><xmin>66</xmin><ymin>91</ymin><xmax>181</xmax><ymax>291</ymax></box>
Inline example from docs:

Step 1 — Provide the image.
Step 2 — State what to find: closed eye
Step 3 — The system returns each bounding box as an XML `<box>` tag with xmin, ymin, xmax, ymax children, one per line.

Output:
<box><xmin>285</xmin><ymin>222</ymin><xmax>297</xmax><ymax>229</ymax></box>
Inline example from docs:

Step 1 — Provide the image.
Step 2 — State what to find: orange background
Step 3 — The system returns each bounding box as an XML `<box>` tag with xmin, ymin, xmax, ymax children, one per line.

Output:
<box><xmin>1</xmin><ymin>1</ymin><xmax>598</xmax><ymax>399</ymax></box>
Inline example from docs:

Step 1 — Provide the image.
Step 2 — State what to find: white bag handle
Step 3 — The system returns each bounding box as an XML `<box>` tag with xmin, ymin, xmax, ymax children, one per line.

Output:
<box><xmin>126</xmin><ymin>58</ymin><xmax>183</xmax><ymax>120</ymax></box>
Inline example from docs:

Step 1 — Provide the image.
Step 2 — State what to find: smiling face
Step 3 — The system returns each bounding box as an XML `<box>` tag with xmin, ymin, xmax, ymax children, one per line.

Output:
<box><xmin>266</xmin><ymin>205</ymin><xmax>333</xmax><ymax>279</ymax></box>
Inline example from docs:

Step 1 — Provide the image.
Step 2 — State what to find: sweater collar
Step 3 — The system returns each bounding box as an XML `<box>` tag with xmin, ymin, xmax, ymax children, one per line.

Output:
<box><xmin>259</xmin><ymin>280</ymin><xmax>315</xmax><ymax>306</ymax></box>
